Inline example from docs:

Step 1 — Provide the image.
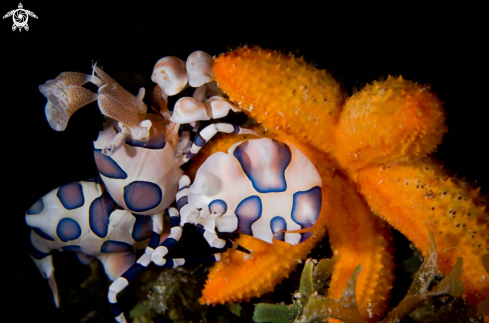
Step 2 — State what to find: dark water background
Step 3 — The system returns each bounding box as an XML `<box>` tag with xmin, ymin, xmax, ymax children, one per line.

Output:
<box><xmin>3</xmin><ymin>2</ymin><xmax>487</xmax><ymax>322</ymax></box>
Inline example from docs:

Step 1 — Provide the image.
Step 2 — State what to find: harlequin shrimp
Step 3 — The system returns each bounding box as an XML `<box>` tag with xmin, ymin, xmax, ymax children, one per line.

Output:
<box><xmin>26</xmin><ymin>180</ymin><xmax>155</xmax><ymax>308</ymax></box>
<box><xmin>27</xmin><ymin>50</ymin><xmax>326</xmax><ymax>322</ymax></box>
<box><xmin>181</xmin><ymin>137</ymin><xmax>322</xmax><ymax>245</ymax></box>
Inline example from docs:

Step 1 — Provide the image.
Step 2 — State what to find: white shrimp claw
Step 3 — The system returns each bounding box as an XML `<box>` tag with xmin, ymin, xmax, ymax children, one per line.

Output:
<box><xmin>152</xmin><ymin>56</ymin><xmax>188</xmax><ymax>96</ymax></box>
<box><xmin>186</xmin><ymin>51</ymin><xmax>214</xmax><ymax>87</ymax></box>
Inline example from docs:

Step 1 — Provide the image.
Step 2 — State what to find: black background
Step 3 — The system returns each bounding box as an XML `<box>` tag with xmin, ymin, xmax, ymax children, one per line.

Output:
<box><xmin>3</xmin><ymin>2</ymin><xmax>487</xmax><ymax>322</ymax></box>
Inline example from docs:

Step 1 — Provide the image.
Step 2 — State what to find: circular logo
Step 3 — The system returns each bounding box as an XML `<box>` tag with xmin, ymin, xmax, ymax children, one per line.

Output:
<box><xmin>13</xmin><ymin>9</ymin><xmax>28</xmax><ymax>28</ymax></box>
<box><xmin>3</xmin><ymin>3</ymin><xmax>37</xmax><ymax>32</ymax></box>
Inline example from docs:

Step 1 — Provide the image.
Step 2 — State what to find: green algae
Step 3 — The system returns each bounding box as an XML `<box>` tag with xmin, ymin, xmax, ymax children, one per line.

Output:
<box><xmin>253</xmin><ymin>228</ymin><xmax>473</xmax><ymax>323</ymax></box>
<box><xmin>130</xmin><ymin>266</ymin><xmax>211</xmax><ymax>323</ymax></box>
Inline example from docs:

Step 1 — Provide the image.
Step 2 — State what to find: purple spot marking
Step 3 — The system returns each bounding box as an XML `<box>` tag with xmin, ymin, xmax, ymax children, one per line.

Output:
<box><xmin>125</xmin><ymin>128</ymin><xmax>166</xmax><ymax>149</ymax></box>
<box><xmin>209</xmin><ymin>199</ymin><xmax>227</xmax><ymax>215</ymax></box>
<box><xmin>235</xmin><ymin>195</ymin><xmax>262</xmax><ymax>235</ymax></box>
<box><xmin>231</xmin><ymin>125</ymin><xmax>240</xmax><ymax>134</ymax></box>
<box><xmin>57</xmin><ymin>217</ymin><xmax>82</xmax><ymax>242</ymax></box>
<box><xmin>27</xmin><ymin>198</ymin><xmax>44</xmax><ymax>215</ymax></box>
<box><xmin>185</xmin><ymin>151</ymin><xmax>197</xmax><ymax>160</ymax></box>
<box><xmin>94</xmin><ymin>149</ymin><xmax>128</xmax><ymax>179</ymax></box>
<box><xmin>124</xmin><ymin>181</ymin><xmax>162</xmax><ymax>212</ymax></box>
<box><xmin>33</xmin><ymin>227</ymin><xmax>55</xmax><ymax>241</ymax></box>
<box><xmin>57</xmin><ymin>183</ymin><xmax>84</xmax><ymax>210</ymax></box>
<box><xmin>177</xmin><ymin>185</ymin><xmax>189</xmax><ymax>192</ymax></box>
<box><xmin>101</xmin><ymin>240</ymin><xmax>134</xmax><ymax>253</ymax></box>
<box><xmin>291</xmin><ymin>186</ymin><xmax>322</xmax><ymax>242</ymax></box>
<box><xmin>270</xmin><ymin>216</ymin><xmax>286</xmax><ymax>241</ymax></box>
<box><xmin>194</xmin><ymin>134</ymin><xmax>207</xmax><ymax>147</ymax></box>
<box><xmin>233</xmin><ymin>139</ymin><xmax>291</xmax><ymax>193</ymax></box>
<box><xmin>89</xmin><ymin>191</ymin><xmax>117</xmax><ymax>238</ymax></box>
<box><xmin>177</xmin><ymin>196</ymin><xmax>188</xmax><ymax>211</ymax></box>
<box><xmin>29</xmin><ymin>242</ymin><xmax>49</xmax><ymax>260</ymax></box>
<box><xmin>301</xmin><ymin>232</ymin><xmax>313</xmax><ymax>242</ymax></box>
<box><xmin>132</xmin><ymin>214</ymin><xmax>153</xmax><ymax>242</ymax></box>
<box><xmin>76</xmin><ymin>253</ymin><xmax>94</xmax><ymax>265</ymax></box>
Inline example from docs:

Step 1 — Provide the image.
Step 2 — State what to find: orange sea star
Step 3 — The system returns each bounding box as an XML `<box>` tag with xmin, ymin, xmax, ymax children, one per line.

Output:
<box><xmin>188</xmin><ymin>128</ymin><xmax>396</xmax><ymax>322</ymax></box>
<box><xmin>212</xmin><ymin>46</ymin><xmax>489</xmax><ymax>313</ymax></box>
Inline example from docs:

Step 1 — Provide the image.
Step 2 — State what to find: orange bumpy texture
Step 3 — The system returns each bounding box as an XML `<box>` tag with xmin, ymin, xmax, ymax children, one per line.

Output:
<box><xmin>189</xmin><ymin>128</ymin><xmax>395</xmax><ymax>322</ymax></box>
<box><xmin>358</xmin><ymin>159</ymin><xmax>489</xmax><ymax>306</ymax></box>
<box><xmin>213</xmin><ymin>47</ymin><xmax>346</xmax><ymax>153</ymax></box>
<box><xmin>213</xmin><ymin>46</ymin><xmax>489</xmax><ymax>311</ymax></box>
<box><xmin>335</xmin><ymin>76</ymin><xmax>447</xmax><ymax>174</ymax></box>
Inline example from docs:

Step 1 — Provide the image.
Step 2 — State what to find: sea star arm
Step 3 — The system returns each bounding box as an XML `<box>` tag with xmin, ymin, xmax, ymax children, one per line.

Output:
<box><xmin>334</xmin><ymin>76</ymin><xmax>447</xmax><ymax>174</ymax></box>
<box><xmin>212</xmin><ymin>46</ymin><xmax>346</xmax><ymax>154</ymax></box>
<box><xmin>357</xmin><ymin>158</ymin><xmax>489</xmax><ymax>308</ymax></box>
